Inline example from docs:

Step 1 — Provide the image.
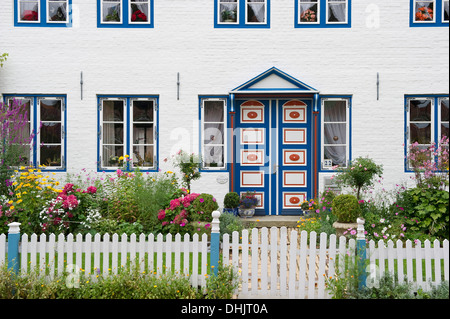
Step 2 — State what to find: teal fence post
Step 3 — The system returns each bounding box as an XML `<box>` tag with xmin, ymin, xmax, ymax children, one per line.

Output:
<box><xmin>356</xmin><ymin>218</ymin><xmax>367</xmax><ymax>290</ymax></box>
<box><xmin>7</xmin><ymin>222</ymin><xmax>21</xmax><ymax>275</ymax></box>
<box><xmin>210</xmin><ymin>210</ymin><xmax>221</xmax><ymax>276</ymax></box>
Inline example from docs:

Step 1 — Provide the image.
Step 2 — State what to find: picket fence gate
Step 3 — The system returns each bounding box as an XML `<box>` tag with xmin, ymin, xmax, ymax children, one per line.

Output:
<box><xmin>1</xmin><ymin>216</ymin><xmax>449</xmax><ymax>299</ymax></box>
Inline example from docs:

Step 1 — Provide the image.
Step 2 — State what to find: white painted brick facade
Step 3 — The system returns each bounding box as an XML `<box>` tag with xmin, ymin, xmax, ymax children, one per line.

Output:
<box><xmin>1</xmin><ymin>0</ymin><xmax>449</xmax><ymax>208</ymax></box>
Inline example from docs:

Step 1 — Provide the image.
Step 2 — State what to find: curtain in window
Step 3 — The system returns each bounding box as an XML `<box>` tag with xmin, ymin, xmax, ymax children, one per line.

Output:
<box><xmin>48</xmin><ymin>0</ymin><xmax>68</xmax><ymax>22</ymax></box>
<box><xmin>323</xmin><ymin>100</ymin><xmax>347</xmax><ymax>166</ymax></box>
<box><xmin>203</xmin><ymin>101</ymin><xmax>225</xmax><ymax>167</ymax></box>
<box><xmin>19</xmin><ymin>0</ymin><xmax>39</xmax><ymax>21</ymax></box>
<box><xmin>219</xmin><ymin>0</ymin><xmax>238</xmax><ymax>22</ymax></box>
<box><xmin>328</xmin><ymin>0</ymin><xmax>346</xmax><ymax>22</ymax></box>
<box><xmin>247</xmin><ymin>0</ymin><xmax>266</xmax><ymax>23</ymax></box>
<box><xmin>444</xmin><ymin>1</ymin><xmax>449</xmax><ymax>21</ymax></box>
<box><xmin>102</xmin><ymin>0</ymin><xmax>121</xmax><ymax>22</ymax></box>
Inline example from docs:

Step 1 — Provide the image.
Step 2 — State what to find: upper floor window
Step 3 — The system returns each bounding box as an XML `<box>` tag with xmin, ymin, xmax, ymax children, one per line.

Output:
<box><xmin>98</xmin><ymin>0</ymin><xmax>154</xmax><ymax>28</ymax></box>
<box><xmin>321</xmin><ymin>97</ymin><xmax>351</xmax><ymax>170</ymax></box>
<box><xmin>215</xmin><ymin>0</ymin><xmax>270</xmax><ymax>28</ymax></box>
<box><xmin>15</xmin><ymin>0</ymin><xmax>72</xmax><ymax>27</ymax></box>
<box><xmin>3</xmin><ymin>95</ymin><xmax>67</xmax><ymax>171</ymax></box>
<box><xmin>295</xmin><ymin>0</ymin><xmax>351</xmax><ymax>28</ymax></box>
<box><xmin>98</xmin><ymin>96</ymin><xmax>158</xmax><ymax>171</ymax></box>
<box><xmin>410</xmin><ymin>0</ymin><xmax>449</xmax><ymax>26</ymax></box>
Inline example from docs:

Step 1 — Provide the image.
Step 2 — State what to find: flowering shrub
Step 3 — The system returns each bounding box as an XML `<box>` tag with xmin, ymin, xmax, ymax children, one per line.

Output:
<box><xmin>172</xmin><ymin>150</ymin><xmax>201</xmax><ymax>192</ymax></box>
<box><xmin>191</xmin><ymin>193</ymin><xmax>218</xmax><ymax>222</ymax></box>
<box><xmin>415</xmin><ymin>6</ymin><xmax>433</xmax><ymax>21</ymax></box>
<box><xmin>39</xmin><ymin>183</ymin><xmax>101</xmax><ymax>235</ymax></box>
<box><xmin>407</xmin><ymin>136</ymin><xmax>449</xmax><ymax>190</ymax></box>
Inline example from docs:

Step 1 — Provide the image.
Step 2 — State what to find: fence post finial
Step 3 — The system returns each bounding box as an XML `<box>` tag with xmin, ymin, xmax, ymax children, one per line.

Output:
<box><xmin>7</xmin><ymin>222</ymin><xmax>21</xmax><ymax>275</ymax></box>
<box><xmin>210</xmin><ymin>211</ymin><xmax>221</xmax><ymax>276</ymax></box>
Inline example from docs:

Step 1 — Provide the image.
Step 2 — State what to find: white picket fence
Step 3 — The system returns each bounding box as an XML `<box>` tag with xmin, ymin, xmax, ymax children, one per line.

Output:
<box><xmin>1</xmin><ymin>227</ymin><xmax>449</xmax><ymax>299</ymax></box>
<box><xmin>1</xmin><ymin>232</ymin><xmax>210</xmax><ymax>288</ymax></box>
<box><xmin>222</xmin><ymin>227</ymin><xmax>450</xmax><ymax>299</ymax></box>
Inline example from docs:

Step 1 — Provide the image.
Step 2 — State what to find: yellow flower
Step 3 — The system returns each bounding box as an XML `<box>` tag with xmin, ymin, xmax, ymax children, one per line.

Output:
<box><xmin>17</xmin><ymin>200</ymin><xmax>22</xmax><ymax>204</ymax></box>
<box><xmin>119</xmin><ymin>156</ymin><xmax>124</xmax><ymax>161</ymax></box>
<box><xmin>125</xmin><ymin>155</ymin><xmax>129</xmax><ymax>158</ymax></box>
<box><xmin>9</xmin><ymin>206</ymin><xmax>14</xmax><ymax>210</ymax></box>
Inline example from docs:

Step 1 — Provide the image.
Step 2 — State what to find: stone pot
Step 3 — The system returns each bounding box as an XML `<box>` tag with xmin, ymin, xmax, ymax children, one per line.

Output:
<box><xmin>333</xmin><ymin>221</ymin><xmax>358</xmax><ymax>237</ymax></box>
<box><xmin>238</xmin><ymin>207</ymin><xmax>255</xmax><ymax>218</ymax></box>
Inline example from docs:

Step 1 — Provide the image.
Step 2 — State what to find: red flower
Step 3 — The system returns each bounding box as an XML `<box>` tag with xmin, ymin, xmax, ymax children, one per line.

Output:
<box><xmin>22</xmin><ymin>10</ymin><xmax>38</xmax><ymax>21</ymax></box>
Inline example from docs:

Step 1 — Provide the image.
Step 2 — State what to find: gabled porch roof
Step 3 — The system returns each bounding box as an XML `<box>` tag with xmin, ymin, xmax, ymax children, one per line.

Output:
<box><xmin>230</xmin><ymin>67</ymin><xmax>319</xmax><ymax>95</ymax></box>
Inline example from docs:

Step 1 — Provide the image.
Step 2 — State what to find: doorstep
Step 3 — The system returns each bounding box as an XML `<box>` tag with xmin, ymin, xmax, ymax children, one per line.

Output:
<box><xmin>239</xmin><ymin>215</ymin><xmax>304</xmax><ymax>228</ymax></box>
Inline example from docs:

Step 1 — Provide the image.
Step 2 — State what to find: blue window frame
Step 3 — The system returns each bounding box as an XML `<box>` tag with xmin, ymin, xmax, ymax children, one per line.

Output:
<box><xmin>319</xmin><ymin>96</ymin><xmax>352</xmax><ymax>171</ymax></box>
<box><xmin>295</xmin><ymin>0</ymin><xmax>351</xmax><ymax>28</ymax></box>
<box><xmin>14</xmin><ymin>0</ymin><xmax>72</xmax><ymax>27</ymax></box>
<box><xmin>97</xmin><ymin>95</ymin><xmax>159</xmax><ymax>172</ymax></box>
<box><xmin>199</xmin><ymin>96</ymin><xmax>229</xmax><ymax>172</ymax></box>
<box><xmin>214</xmin><ymin>0</ymin><xmax>270</xmax><ymax>28</ymax></box>
<box><xmin>410</xmin><ymin>0</ymin><xmax>449</xmax><ymax>27</ymax></box>
<box><xmin>404</xmin><ymin>94</ymin><xmax>449</xmax><ymax>171</ymax></box>
<box><xmin>97</xmin><ymin>0</ymin><xmax>154</xmax><ymax>28</ymax></box>
<box><xmin>2</xmin><ymin>94</ymin><xmax>67</xmax><ymax>171</ymax></box>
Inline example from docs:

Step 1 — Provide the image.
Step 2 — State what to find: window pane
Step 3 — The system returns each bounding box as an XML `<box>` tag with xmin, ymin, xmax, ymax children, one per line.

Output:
<box><xmin>324</xmin><ymin>145</ymin><xmax>346</xmax><ymax>167</ymax></box>
<box><xmin>220</xmin><ymin>0</ymin><xmax>238</xmax><ymax>22</ymax></box>
<box><xmin>103</xmin><ymin>100</ymin><xmax>124</xmax><ymax>122</ymax></box>
<box><xmin>328</xmin><ymin>0</ymin><xmax>347</xmax><ymax>22</ymax></box>
<box><xmin>324</xmin><ymin>123</ymin><xmax>346</xmax><ymax>144</ymax></box>
<box><xmin>41</xmin><ymin>123</ymin><xmax>62</xmax><ymax>144</ymax></box>
<box><xmin>40</xmin><ymin>145</ymin><xmax>61</xmax><ymax>167</ymax></box>
<box><xmin>324</xmin><ymin>100</ymin><xmax>346</xmax><ymax>122</ymax></box>
<box><xmin>442</xmin><ymin>124</ymin><xmax>449</xmax><ymax>140</ymax></box>
<box><xmin>133</xmin><ymin>145</ymin><xmax>154</xmax><ymax>167</ymax></box>
<box><xmin>20</xmin><ymin>0</ymin><xmax>39</xmax><ymax>21</ymax></box>
<box><xmin>103</xmin><ymin>123</ymin><xmax>124</xmax><ymax>144</ymax></box>
<box><xmin>204</xmin><ymin>101</ymin><xmax>224</xmax><ymax>122</ymax></box>
<box><xmin>410</xmin><ymin>100</ymin><xmax>431</xmax><ymax>122</ymax></box>
<box><xmin>9</xmin><ymin>98</ymin><xmax>31</xmax><ymax>121</ymax></box>
<box><xmin>444</xmin><ymin>1</ymin><xmax>449</xmax><ymax>21</ymax></box>
<box><xmin>40</xmin><ymin>99</ymin><xmax>62</xmax><ymax>121</ymax></box>
<box><xmin>103</xmin><ymin>145</ymin><xmax>124</xmax><ymax>167</ymax></box>
<box><xmin>300</xmin><ymin>1</ymin><xmax>318</xmax><ymax>23</ymax></box>
<box><xmin>133</xmin><ymin>100</ymin><xmax>153</xmax><ymax>122</ymax></box>
<box><xmin>410</xmin><ymin>123</ymin><xmax>431</xmax><ymax>144</ymax></box>
<box><xmin>415</xmin><ymin>1</ymin><xmax>434</xmax><ymax>21</ymax></box>
<box><xmin>48</xmin><ymin>0</ymin><xmax>68</xmax><ymax>22</ymax></box>
<box><xmin>133</xmin><ymin>123</ymin><xmax>154</xmax><ymax>145</ymax></box>
<box><xmin>130</xmin><ymin>0</ymin><xmax>149</xmax><ymax>22</ymax></box>
<box><xmin>103</xmin><ymin>0</ymin><xmax>121</xmax><ymax>22</ymax></box>
<box><xmin>441</xmin><ymin>99</ymin><xmax>449</xmax><ymax>122</ymax></box>
<box><xmin>204</xmin><ymin>124</ymin><xmax>224</xmax><ymax>144</ymax></box>
<box><xmin>204</xmin><ymin>146</ymin><xmax>224</xmax><ymax>167</ymax></box>
<box><xmin>247</xmin><ymin>0</ymin><xmax>266</xmax><ymax>23</ymax></box>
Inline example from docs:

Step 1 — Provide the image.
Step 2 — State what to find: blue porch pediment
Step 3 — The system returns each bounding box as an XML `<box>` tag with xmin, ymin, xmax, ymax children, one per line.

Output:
<box><xmin>230</xmin><ymin>67</ymin><xmax>319</xmax><ymax>94</ymax></box>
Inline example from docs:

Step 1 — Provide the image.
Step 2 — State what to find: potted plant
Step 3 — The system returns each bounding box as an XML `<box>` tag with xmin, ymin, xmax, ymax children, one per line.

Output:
<box><xmin>221</xmin><ymin>9</ymin><xmax>237</xmax><ymax>22</ymax></box>
<box><xmin>331</xmin><ymin>194</ymin><xmax>361</xmax><ymax>237</ymax></box>
<box><xmin>223</xmin><ymin>192</ymin><xmax>240</xmax><ymax>216</ymax></box>
<box><xmin>238</xmin><ymin>191</ymin><xmax>259</xmax><ymax>218</ymax></box>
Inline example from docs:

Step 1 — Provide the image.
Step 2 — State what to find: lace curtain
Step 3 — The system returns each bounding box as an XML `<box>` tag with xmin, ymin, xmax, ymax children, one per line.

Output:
<box><xmin>323</xmin><ymin>100</ymin><xmax>347</xmax><ymax>166</ymax></box>
<box><xmin>328</xmin><ymin>0</ymin><xmax>347</xmax><ymax>22</ymax></box>
<box><xmin>203</xmin><ymin>101</ymin><xmax>225</xmax><ymax>167</ymax></box>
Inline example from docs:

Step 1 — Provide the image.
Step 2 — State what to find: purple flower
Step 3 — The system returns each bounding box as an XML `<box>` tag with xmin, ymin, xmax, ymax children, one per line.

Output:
<box><xmin>199</xmin><ymin>198</ymin><xmax>204</xmax><ymax>203</ymax></box>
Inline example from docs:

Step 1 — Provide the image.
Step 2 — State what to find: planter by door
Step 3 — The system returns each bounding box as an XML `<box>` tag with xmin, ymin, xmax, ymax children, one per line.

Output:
<box><xmin>238</xmin><ymin>208</ymin><xmax>255</xmax><ymax>218</ymax></box>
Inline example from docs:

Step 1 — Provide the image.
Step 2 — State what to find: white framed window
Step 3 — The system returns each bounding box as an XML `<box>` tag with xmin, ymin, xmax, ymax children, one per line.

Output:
<box><xmin>5</xmin><ymin>95</ymin><xmax>66</xmax><ymax>170</ymax></box>
<box><xmin>129</xmin><ymin>0</ymin><xmax>150</xmax><ymax>24</ymax></box>
<box><xmin>246</xmin><ymin>0</ymin><xmax>267</xmax><ymax>24</ymax></box>
<box><xmin>18</xmin><ymin>0</ymin><xmax>40</xmax><ymax>23</ymax></box>
<box><xmin>407</xmin><ymin>98</ymin><xmax>434</xmax><ymax>150</ymax></box>
<box><xmin>413</xmin><ymin>0</ymin><xmax>436</xmax><ymax>23</ymax></box>
<box><xmin>326</xmin><ymin>0</ymin><xmax>348</xmax><ymax>24</ymax></box>
<box><xmin>443</xmin><ymin>0</ymin><xmax>450</xmax><ymax>22</ymax></box>
<box><xmin>99</xmin><ymin>96</ymin><xmax>158</xmax><ymax>171</ymax></box>
<box><xmin>130</xmin><ymin>98</ymin><xmax>157</xmax><ymax>169</ymax></box>
<box><xmin>201</xmin><ymin>98</ymin><xmax>227</xmax><ymax>170</ymax></box>
<box><xmin>37</xmin><ymin>97</ymin><xmax>65</xmax><ymax>169</ymax></box>
<box><xmin>47</xmin><ymin>0</ymin><xmax>69</xmax><ymax>23</ymax></box>
<box><xmin>321</xmin><ymin>98</ymin><xmax>350</xmax><ymax>169</ymax></box>
<box><xmin>101</xmin><ymin>0</ymin><xmax>122</xmax><ymax>24</ymax></box>
<box><xmin>298</xmin><ymin>0</ymin><xmax>319</xmax><ymax>24</ymax></box>
<box><xmin>6</xmin><ymin>97</ymin><xmax>34</xmax><ymax>167</ymax></box>
<box><xmin>218</xmin><ymin>0</ymin><xmax>239</xmax><ymax>24</ymax></box>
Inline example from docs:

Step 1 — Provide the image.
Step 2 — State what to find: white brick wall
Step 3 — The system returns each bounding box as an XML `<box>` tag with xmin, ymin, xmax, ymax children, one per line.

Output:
<box><xmin>1</xmin><ymin>0</ymin><xmax>448</xmax><ymax>206</ymax></box>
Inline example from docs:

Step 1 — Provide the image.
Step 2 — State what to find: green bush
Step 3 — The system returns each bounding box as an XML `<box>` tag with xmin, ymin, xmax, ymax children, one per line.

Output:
<box><xmin>396</xmin><ymin>187</ymin><xmax>449</xmax><ymax>241</ymax></box>
<box><xmin>191</xmin><ymin>193</ymin><xmax>219</xmax><ymax>222</ymax></box>
<box><xmin>223</xmin><ymin>192</ymin><xmax>240</xmax><ymax>209</ymax></box>
<box><xmin>332</xmin><ymin>194</ymin><xmax>361</xmax><ymax>223</ymax></box>
<box><xmin>219</xmin><ymin>211</ymin><xmax>247</xmax><ymax>240</ymax></box>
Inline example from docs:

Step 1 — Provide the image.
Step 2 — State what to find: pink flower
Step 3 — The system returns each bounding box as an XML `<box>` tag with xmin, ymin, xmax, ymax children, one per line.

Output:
<box><xmin>170</xmin><ymin>198</ymin><xmax>181</xmax><ymax>210</ymax></box>
<box><xmin>350</xmin><ymin>229</ymin><xmax>357</xmax><ymax>236</ymax></box>
<box><xmin>157</xmin><ymin>209</ymin><xmax>166</xmax><ymax>220</ymax></box>
<box><xmin>87</xmin><ymin>186</ymin><xmax>97</xmax><ymax>194</ymax></box>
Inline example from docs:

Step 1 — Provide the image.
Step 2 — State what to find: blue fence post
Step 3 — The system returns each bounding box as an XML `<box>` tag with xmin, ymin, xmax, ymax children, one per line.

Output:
<box><xmin>210</xmin><ymin>210</ymin><xmax>221</xmax><ymax>276</ymax></box>
<box><xmin>7</xmin><ymin>222</ymin><xmax>21</xmax><ymax>275</ymax></box>
<box><xmin>356</xmin><ymin>217</ymin><xmax>367</xmax><ymax>290</ymax></box>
